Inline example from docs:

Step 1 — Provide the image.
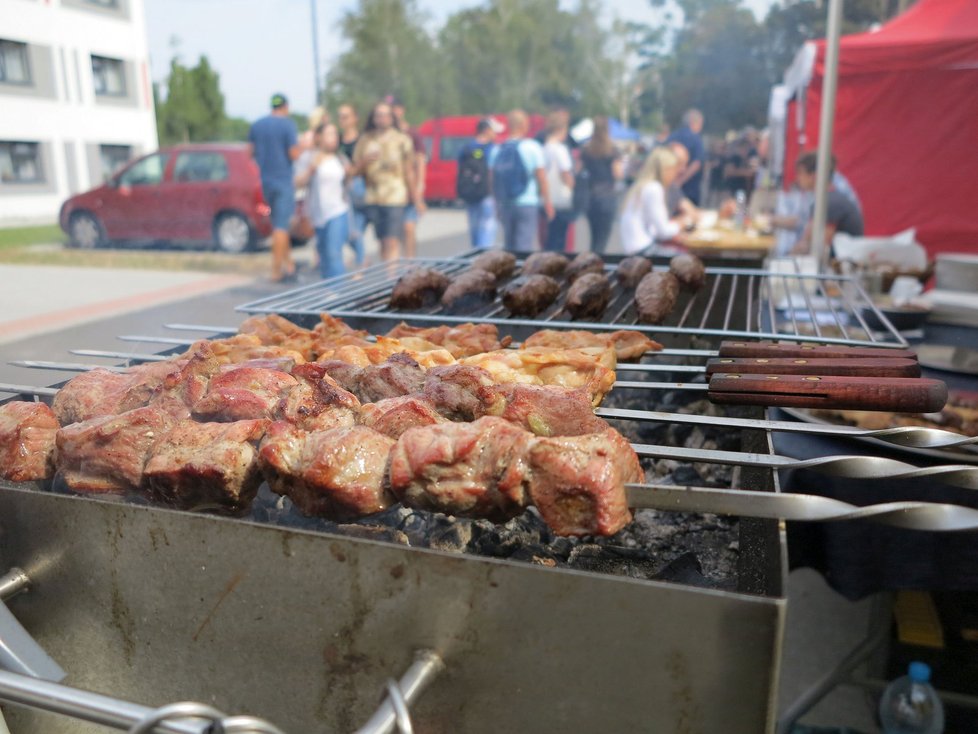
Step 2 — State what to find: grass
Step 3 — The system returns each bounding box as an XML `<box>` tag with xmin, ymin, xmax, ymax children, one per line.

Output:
<box><xmin>0</xmin><ymin>223</ymin><xmax>64</xmax><ymax>250</ymax></box>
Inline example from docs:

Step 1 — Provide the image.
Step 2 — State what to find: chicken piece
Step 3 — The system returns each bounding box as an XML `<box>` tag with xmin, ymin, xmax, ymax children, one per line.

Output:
<box><xmin>192</xmin><ymin>366</ymin><xmax>298</xmax><ymax>422</ymax></box>
<box><xmin>359</xmin><ymin>395</ymin><xmax>448</xmax><ymax>438</ymax></box>
<box><xmin>385</xmin><ymin>322</ymin><xmax>510</xmax><ymax>358</ymax></box>
<box><xmin>389</xmin><ymin>416</ymin><xmax>534</xmax><ymax>522</ymax></box>
<box><xmin>616</xmin><ymin>256</ymin><xmax>652</xmax><ymax>288</ymax></box>
<box><xmin>186</xmin><ymin>334</ymin><xmax>305</xmax><ymax>369</ymax></box>
<box><xmin>440</xmin><ymin>269</ymin><xmax>497</xmax><ymax>312</ymax></box>
<box><xmin>143</xmin><ymin>419</ymin><xmax>269</xmax><ymax>513</ymax></box>
<box><xmin>526</xmin><ymin>428</ymin><xmax>643</xmax><ymax>536</ymax></box>
<box><xmin>56</xmin><ymin>406</ymin><xmax>175</xmax><ymax>493</ymax></box>
<box><xmin>635</xmin><ymin>271</ymin><xmax>680</xmax><ymax>324</ymax></box>
<box><xmin>522</xmin><ymin>251</ymin><xmax>569</xmax><ymax>278</ymax></box>
<box><xmin>390</xmin><ymin>267</ymin><xmax>451</xmax><ymax>309</ymax></box>
<box><xmin>0</xmin><ymin>401</ymin><xmax>59</xmax><ymax>482</ymax></box>
<box><xmin>422</xmin><ymin>364</ymin><xmax>505</xmax><ymax>421</ymax></box>
<box><xmin>52</xmin><ymin>360</ymin><xmax>184</xmax><ymax>425</ymax></box>
<box><xmin>316</xmin><ymin>337</ymin><xmax>456</xmax><ymax>369</ymax></box>
<box><xmin>259</xmin><ymin>423</ymin><xmax>396</xmax><ymax>520</ymax></box>
<box><xmin>460</xmin><ymin>347</ymin><xmax>616</xmax><ymax>406</ymax></box>
<box><xmin>564</xmin><ymin>252</ymin><xmax>605</xmax><ymax>282</ymax></box>
<box><xmin>239</xmin><ymin>314</ymin><xmax>318</xmax><ymax>360</ymax></box>
<box><xmin>501</xmin><ymin>274</ymin><xmax>560</xmax><ymax>317</ymax></box>
<box><xmin>313</xmin><ymin>312</ymin><xmax>369</xmax><ymax>341</ymax></box>
<box><xmin>669</xmin><ymin>253</ymin><xmax>706</xmax><ymax>290</ymax></box>
<box><xmin>522</xmin><ymin>329</ymin><xmax>662</xmax><ymax>361</ymax></box>
<box><xmin>281</xmin><ymin>363</ymin><xmax>361</xmax><ymax>431</ymax></box>
<box><xmin>357</xmin><ymin>353</ymin><xmax>427</xmax><ymax>403</ymax></box>
<box><xmin>491</xmin><ymin>384</ymin><xmax>609</xmax><ymax>437</ymax></box>
<box><xmin>471</xmin><ymin>250</ymin><xmax>517</xmax><ymax>279</ymax></box>
<box><xmin>565</xmin><ymin>272</ymin><xmax>611</xmax><ymax>320</ymax></box>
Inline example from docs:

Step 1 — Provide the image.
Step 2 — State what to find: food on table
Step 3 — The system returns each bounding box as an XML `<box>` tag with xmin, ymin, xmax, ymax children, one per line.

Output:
<box><xmin>811</xmin><ymin>396</ymin><xmax>978</xmax><ymax>437</ymax></box>
<box><xmin>0</xmin><ymin>401</ymin><xmax>59</xmax><ymax>482</ymax></box>
<box><xmin>566</xmin><ymin>273</ymin><xmax>611</xmax><ymax>320</ymax></box>
<box><xmin>359</xmin><ymin>395</ymin><xmax>449</xmax><ymax>438</ymax></box>
<box><xmin>565</xmin><ymin>252</ymin><xmax>605</xmax><ymax>282</ymax></box>
<box><xmin>616</xmin><ymin>256</ymin><xmax>652</xmax><ymax>288</ymax></box>
<box><xmin>440</xmin><ymin>269</ymin><xmax>498</xmax><ymax>312</ymax></box>
<box><xmin>669</xmin><ymin>253</ymin><xmax>706</xmax><ymax>290</ymax></box>
<box><xmin>471</xmin><ymin>250</ymin><xmax>517</xmax><ymax>279</ymax></box>
<box><xmin>635</xmin><ymin>271</ymin><xmax>680</xmax><ymax>324</ymax></box>
<box><xmin>521</xmin><ymin>329</ymin><xmax>662</xmax><ymax>361</ymax></box>
<box><xmin>390</xmin><ymin>267</ymin><xmax>452</xmax><ymax>309</ymax></box>
<box><xmin>385</xmin><ymin>322</ymin><xmax>510</xmax><ymax>358</ymax></box>
<box><xmin>501</xmin><ymin>274</ymin><xmax>561</xmax><ymax>317</ymax></box>
<box><xmin>522</xmin><ymin>251</ymin><xmax>569</xmax><ymax>277</ymax></box>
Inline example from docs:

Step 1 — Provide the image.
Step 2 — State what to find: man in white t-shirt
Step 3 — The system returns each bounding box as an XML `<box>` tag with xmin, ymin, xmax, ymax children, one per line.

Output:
<box><xmin>542</xmin><ymin>118</ymin><xmax>575</xmax><ymax>252</ymax></box>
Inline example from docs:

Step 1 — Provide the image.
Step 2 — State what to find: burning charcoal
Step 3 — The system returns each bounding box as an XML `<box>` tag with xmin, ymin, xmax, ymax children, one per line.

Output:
<box><xmin>670</xmin><ymin>464</ymin><xmax>705</xmax><ymax>486</ymax></box>
<box><xmin>427</xmin><ymin>521</ymin><xmax>474</xmax><ymax>553</ymax></box>
<box><xmin>653</xmin><ymin>552</ymin><xmax>712</xmax><ymax>588</ymax></box>
<box><xmin>335</xmin><ymin>524</ymin><xmax>410</xmax><ymax>545</ymax></box>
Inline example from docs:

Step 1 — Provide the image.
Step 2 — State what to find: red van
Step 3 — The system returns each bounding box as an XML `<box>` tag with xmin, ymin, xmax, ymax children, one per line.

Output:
<box><xmin>418</xmin><ymin>114</ymin><xmax>546</xmax><ymax>203</ymax></box>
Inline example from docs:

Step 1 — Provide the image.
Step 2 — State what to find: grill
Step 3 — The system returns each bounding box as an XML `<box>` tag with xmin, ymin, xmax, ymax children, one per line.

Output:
<box><xmin>0</xmin><ymin>254</ymin><xmax>973</xmax><ymax>733</ymax></box>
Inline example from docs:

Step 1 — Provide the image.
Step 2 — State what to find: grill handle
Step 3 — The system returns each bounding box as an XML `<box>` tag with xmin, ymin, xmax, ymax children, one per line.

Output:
<box><xmin>0</xmin><ymin>568</ymin><xmax>65</xmax><ymax>682</ymax></box>
<box><xmin>718</xmin><ymin>341</ymin><xmax>918</xmax><ymax>361</ymax></box>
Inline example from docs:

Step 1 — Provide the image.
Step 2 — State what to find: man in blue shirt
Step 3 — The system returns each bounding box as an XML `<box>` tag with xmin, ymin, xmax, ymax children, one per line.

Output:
<box><xmin>667</xmin><ymin>109</ymin><xmax>705</xmax><ymax>206</ymax></box>
<box><xmin>248</xmin><ymin>93</ymin><xmax>300</xmax><ymax>281</ymax></box>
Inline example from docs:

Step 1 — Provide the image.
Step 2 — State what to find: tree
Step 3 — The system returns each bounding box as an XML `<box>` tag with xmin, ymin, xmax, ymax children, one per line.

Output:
<box><xmin>156</xmin><ymin>55</ymin><xmax>227</xmax><ymax>144</ymax></box>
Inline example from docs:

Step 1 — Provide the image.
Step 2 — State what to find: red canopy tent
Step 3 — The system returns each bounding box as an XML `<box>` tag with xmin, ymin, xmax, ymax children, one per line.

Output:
<box><xmin>781</xmin><ymin>0</ymin><xmax>978</xmax><ymax>257</ymax></box>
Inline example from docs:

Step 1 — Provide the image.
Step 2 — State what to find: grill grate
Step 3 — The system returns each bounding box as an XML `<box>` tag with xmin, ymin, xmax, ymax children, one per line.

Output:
<box><xmin>236</xmin><ymin>257</ymin><xmax>908</xmax><ymax>348</ymax></box>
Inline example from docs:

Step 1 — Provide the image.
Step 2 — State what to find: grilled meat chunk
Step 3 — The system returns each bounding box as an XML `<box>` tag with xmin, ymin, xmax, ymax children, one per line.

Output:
<box><xmin>526</xmin><ymin>428</ymin><xmax>643</xmax><ymax>537</ymax></box>
<box><xmin>239</xmin><ymin>314</ymin><xmax>318</xmax><ymax>360</ymax></box>
<box><xmin>616</xmin><ymin>256</ymin><xmax>652</xmax><ymax>288</ymax></box>
<box><xmin>0</xmin><ymin>401</ymin><xmax>59</xmax><ymax>482</ymax></box>
<box><xmin>389</xmin><ymin>416</ymin><xmax>534</xmax><ymax>522</ymax></box>
<box><xmin>315</xmin><ymin>359</ymin><xmax>363</xmax><ymax>395</ymax></box>
<box><xmin>501</xmin><ymin>274</ymin><xmax>560</xmax><ymax>317</ymax></box>
<box><xmin>522</xmin><ymin>251</ymin><xmax>569</xmax><ymax>277</ymax></box>
<box><xmin>281</xmin><ymin>364</ymin><xmax>361</xmax><ymax>431</ymax></box>
<box><xmin>635</xmin><ymin>271</ymin><xmax>680</xmax><ymax>324</ymax></box>
<box><xmin>193</xmin><ymin>366</ymin><xmax>298</xmax><ymax>422</ymax></box>
<box><xmin>186</xmin><ymin>334</ymin><xmax>305</xmax><ymax>370</ymax></box>
<box><xmin>390</xmin><ymin>267</ymin><xmax>451</xmax><ymax>309</ymax></box>
<box><xmin>385</xmin><ymin>322</ymin><xmax>510</xmax><ymax>358</ymax></box>
<box><xmin>56</xmin><ymin>406</ymin><xmax>175</xmax><ymax>493</ymax></box>
<box><xmin>471</xmin><ymin>250</ymin><xmax>517</xmax><ymax>279</ymax></box>
<box><xmin>260</xmin><ymin>423</ymin><xmax>396</xmax><ymax>520</ymax></box>
<box><xmin>565</xmin><ymin>252</ymin><xmax>605</xmax><ymax>282</ymax></box>
<box><xmin>52</xmin><ymin>360</ymin><xmax>182</xmax><ymax>425</ymax></box>
<box><xmin>440</xmin><ymin>269</ymin><xmax>497</xmax><ymax>312</ymax></box>
<box><xmin>493</xmin><ymin>384</ymin><xmax>609</xmax><ymax>437</ymax></box>
<box><xmin>357</xmin><ymin>353</ymin><xmax>427</xmax><ymax>403</ymax></box>
<box><xmin>422</xmin><ymin>364</ymin><xmax>505</xmax><ymax>421</ymax></box>
<box><xmin>149</xmin><ymin>345</ymin><xmax>222</xmax><ymax>419</ymax></box>
<box><xmin>143</xmin><ymin>419</ymin><xmax>268</xmax><ymax>513</ymax></box>
<box><xmin>359</xmin><ymin>395</ymin><xmax>448</xmax><ymax>438</ymax></box>
<box><xmin>522</xmin><ymin>329</ymin><xmax>662</xmax><ymax>360</ymax></box>
<box><xmin>317</xmin><ymin>336</ymin><xmax>456</xmax><ymax>369</ymax></box>
<box><xmin>565</xmin><ymin>272</ymin><xmax>611</xmax><ymax>320</ymax></box>
<box><xmin>669</xmin><ymin>253</ymin><xmax>706</xmax><ymax>290</ymax></box>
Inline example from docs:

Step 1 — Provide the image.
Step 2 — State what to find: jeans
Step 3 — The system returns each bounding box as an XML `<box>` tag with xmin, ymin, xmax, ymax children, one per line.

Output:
<box><xmin>587</xmin><ymin>193</ymin><xmax>618</xmax><ymax>254</ymax></box>
<box><xmin>498</xmin><ymin>203</ymin><xmax>539</xmax><ymax>252</ymax></box>
<box><xmin>316</xmin><ymin>212</ymin><xmax>350</xmax><ymax>279</ymax></box>
<box><xmin>544</xmin><ymin>209</ymin><xmax>574</xmax><ymax>252</ymax></box>
<box><xmin>466</xmin><ymin>197</ymin><xmax>496</xmax><ymax>249</ymax></box>
<box><xmin>261</xmin><ymin>178</ymin><xmax>295</xmax><ymax>231</ymax></box>
<box><xmin>347</xmin><ymin>208</ymin><xmax>366</xmax><ymax>265</ymax></box>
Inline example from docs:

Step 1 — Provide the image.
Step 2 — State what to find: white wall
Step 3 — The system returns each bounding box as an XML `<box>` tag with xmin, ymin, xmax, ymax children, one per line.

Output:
<box><xmin>0</xmin><ymin>0</ymin><xmax>158</xmax><ymax>226</ymax></box>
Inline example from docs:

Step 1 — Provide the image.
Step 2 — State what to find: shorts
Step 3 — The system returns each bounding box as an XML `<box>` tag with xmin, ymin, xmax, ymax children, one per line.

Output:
<box><xmin>262</xmin><ymin>178</ymin><xmax>296</xmax><ymax>232</ymax></box>
<box><xmin>366</xmin><ymin>205</ymin><xmax>406</xmax><ymax>241</ymax></box>
<box><xmin>404</xmin><ymin>204</ymin><xmax>418</xmax><ymax>224</ymax></box>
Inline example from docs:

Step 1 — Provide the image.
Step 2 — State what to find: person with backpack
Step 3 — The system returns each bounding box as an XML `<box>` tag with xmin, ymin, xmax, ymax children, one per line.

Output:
<box><xmin>457</xmin><ymin>118</ymin><xmax>503</xmax><ymax>249</ymax></box>
<box><xmin>492</xmin><ymin>109</ymin><xmax>554</xmax><ymax>252</ymax></box>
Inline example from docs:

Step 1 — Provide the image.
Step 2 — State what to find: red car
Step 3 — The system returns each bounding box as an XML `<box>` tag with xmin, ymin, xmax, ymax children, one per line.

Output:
<box><xmin>59</xmin><ymin>143</ymin><xmax>274</xmax><ymax>252</ymax></box>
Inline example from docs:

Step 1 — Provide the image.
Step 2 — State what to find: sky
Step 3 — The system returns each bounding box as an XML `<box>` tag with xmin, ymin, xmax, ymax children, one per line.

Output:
<box><xmin>145</xmin><ymin>0</ymin><xmax>777</xmax><ymax>121</ymax></box>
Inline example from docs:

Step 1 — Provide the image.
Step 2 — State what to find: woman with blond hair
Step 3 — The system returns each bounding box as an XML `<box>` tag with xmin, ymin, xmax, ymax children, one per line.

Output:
<box><xmin>618</xmin><ymin>147</ymin><xmax>688</xmax><ymax>254</ymax></box>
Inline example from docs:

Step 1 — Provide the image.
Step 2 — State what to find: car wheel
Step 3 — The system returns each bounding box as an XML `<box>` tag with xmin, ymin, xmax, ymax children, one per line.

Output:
<box><xmin>213</xmin><ymin>212</ymin><xmax>253</xmax><ymax>254</ymax></box>
<box><xmin>68</xmin><ymin>212</ymin><xmax>104</xmax><ymax>249</ymax></box>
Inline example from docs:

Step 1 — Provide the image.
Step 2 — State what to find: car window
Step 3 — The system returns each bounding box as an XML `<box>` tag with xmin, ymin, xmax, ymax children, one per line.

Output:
<box><xmin>173</xmin><ymin>151</ymin><xmax>229</xmax><ymax>183</ymax></box>
<box><xmin>438</xmin><ymin>136</ymin><xmax>473</xmax><ymax>163</ymax></box>
<box><xmin>118</xmin><ymin>153</ymin><xmax>169</xmax><ymax>187</ymax></box>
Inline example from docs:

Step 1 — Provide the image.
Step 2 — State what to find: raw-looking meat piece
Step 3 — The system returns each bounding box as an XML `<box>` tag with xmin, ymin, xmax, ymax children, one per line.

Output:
<box><xmin>357</xmin><ymin>353</ymin><xmax>427</xmax><ymax>403</ymax></box>
<box><xmin>238</xmin><ymin>314</ymin><xmax>318</xmax><ymax>360</ymax></box>
<box><xmin>522</xmin><ymin>329</ymin><xmax>662</xmax><ymax>360</ymax></box>
<box><xmin>259</xmin><ymin>423</ymin><xmax>396</xmax><ymax>520</ymax></box>
<box><xmin>526</xmin><ymin>428</ymin><xmax>643</xmax><ymax>536</ymax></box>
<box><xmin>0</xmin><ymin>401</ymin><xmax>59</xmax><ymax>481</ymax></box>
<box><xmin>565</xmin><ymin>272</ymin><xmax>611</xmax><ymax>320</ymax></box>
<box><xmin>616</xmin><ymin>256</ymin><xmax>652</xmax><ymax>288</ymax></box>
<box><xmin>635</xmin><ymin>271</ymin><xmax>680</xmax><ymax>325</ymax></box>
<box><xmin>422</xmin><ymin>364</ymin><xmax>505</xmax><ymax>421</ymax></box>
<box><xmin>440</xmin><ymin>269</ymin><xmax>497</xmax><ymax>312</ymax></box>
<box><xmin>359</xmin><ymin>395</ymin><xmax>448</xmax><ymax>438</ymax></box>
<box><xmin>55</xmin><ymin>406</ymin><xmax>175</xmax><ymax>493</ymax></box>
<box><xmin>669</xmin><ymin>253</ymin><xmax>706</xmax><ymax>290</ymax></box>
<box><xmin>143</xmin><ymin>419</ymin><xmax>269</xmax><ymax>513</ymax></box>
<box><xmin>282</xmin><ymin>363</ymin><xmax>361</xmax><ymax>431</ymax></box>
<box><xmin>193</xmin><ymin>366</ymin><xmax>298</xmax><ymax>422</ymax></box>
<box><xmin>389</xmin><ymin>417</ymin><xmax>534</xmax><ymax>522</ymax></box>
<box><xmin>491</xmin><ymin>384</ymin><xmax>609</xmax><ymax>437</ymax></box>
<box><xmin>501</xmin><ymin>274</ymin><xmax>560</xmax><ymax>317</ymax></box>
<box><xmin>385</xmin><ymin>322</ymin><xmax>510</xmax><ymax>358</ymax></box>
<box><xmin>522</xmin><ymin>251</ymin><xmax>569</xmax><ymax>277</ymax></box>
<box><xmin>564</xmin><ymin>252</ymin><xmax>605</xmax><ymax>282</ymax></box>
<box><xmin>471</xmin><ymin>250</ymin><xmax>517</xmax><ymax>278</ymax></box>
<box><xmin>390</xmin><ymin>267</ymin><xmax>451</xmax><ymax>309</ymax></box>
<box><xmin>52</xmin><ymin>360</ymin><xmax>184</xmax><ymax>425</ymax></box>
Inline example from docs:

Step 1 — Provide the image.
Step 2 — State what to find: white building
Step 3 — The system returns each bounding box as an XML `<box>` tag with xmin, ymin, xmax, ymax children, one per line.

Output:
<box><xmin>0</xmin><ymin>0</ymin><xmax>158</xmax><ymax>225</ymax></box>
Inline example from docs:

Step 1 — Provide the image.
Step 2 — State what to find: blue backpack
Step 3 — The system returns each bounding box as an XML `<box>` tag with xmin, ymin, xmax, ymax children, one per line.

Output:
<box><xmin>492</xmin><ymin>141</ymin><xmax>529</xmax><ymax>201</ymax></box>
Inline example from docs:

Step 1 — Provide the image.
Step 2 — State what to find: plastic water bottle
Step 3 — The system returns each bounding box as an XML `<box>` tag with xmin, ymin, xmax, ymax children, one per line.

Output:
<box><xmin>879</xmin><ymin>662</ymin><xmax>945</xmax><ymax>734</ymax></box>
<box><xmin>734</xmin><ymin>189</ymin><xmax>747</xmax><ymax>231</ymax></box>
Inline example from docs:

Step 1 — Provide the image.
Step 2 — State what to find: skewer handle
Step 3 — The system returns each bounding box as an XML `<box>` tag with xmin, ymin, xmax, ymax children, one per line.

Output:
<box><xmin>718</xmin><ymin>341</ymin><xmax>917</xmax><ymax>361</ymax></box>
<box><xmin>706</xmin><ymin>357</ymin><xmax>921</xmax><ymax>378</ymax></box>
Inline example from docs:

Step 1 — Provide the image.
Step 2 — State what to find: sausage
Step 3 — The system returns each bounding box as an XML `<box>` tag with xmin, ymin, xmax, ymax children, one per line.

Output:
<box><xmin>471</xmin><ymin>250</ymin><xmax>517</xmax><ymax>279</ymax></box>
<box><xmin>502</xmin><ymin>274</ymin><xmax>561</xmax><ymax>317</ymax></box>
<box><xmin>565</xmin><ymin>252</ymin><xmax>605</xmax><ymax>282</ymax></box>
<box><xmin>669</xmin><ymin>253</ymin><xmax>706</xmax><ymax>291</ymax></box>
<box><xmin>635</xmin><ymin>271</ymin><xmax>680</xmax><ymax>324</ymax></box>
<box><xmin>523</xmin><ymin>252</ymin><xmax>569</xmax><ymax>278</ymax></box>
<box><xmin>441</xmin><ymin>269</ymin><xmax>497</xmax><ymax>312</ymax></box>
<box><xmin>616</xmin><ymin>256</ymin><xmax>652</xmax><ymax>288</ymax></box>
<box><xmin>566</xmin><ymin>273</ymin><xmax>611</xmax><ymax>320</ymax></box>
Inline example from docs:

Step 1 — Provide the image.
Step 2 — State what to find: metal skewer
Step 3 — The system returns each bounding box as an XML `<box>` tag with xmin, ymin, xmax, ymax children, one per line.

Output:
<box><xmin>0</xmin><ymin>384</ymin><xmax>61</xmax><ymax>397</ymax></box>
<box><xmin>9</xmin><ymin>361</ymin><xmax>127</xmax><ymax>373</ymax></box>
<box><xmin>70</xmin><ymin>349</ymin><xmax>169</xmax><ymax>362</ymax></box>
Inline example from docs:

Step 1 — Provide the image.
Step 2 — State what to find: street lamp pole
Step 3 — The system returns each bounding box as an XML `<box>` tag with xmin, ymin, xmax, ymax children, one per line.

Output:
<box><xmin>310</xmin><ymin>0</ymin><xmax>322</xmax><ymax>109</ymax></box>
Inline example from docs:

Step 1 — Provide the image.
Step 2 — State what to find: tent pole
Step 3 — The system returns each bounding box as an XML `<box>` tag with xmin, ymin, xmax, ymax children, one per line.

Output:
<box><xmin>811</xmin><ymin>0</ymin><xmax>844</xmax><ymax>273</ymax></box>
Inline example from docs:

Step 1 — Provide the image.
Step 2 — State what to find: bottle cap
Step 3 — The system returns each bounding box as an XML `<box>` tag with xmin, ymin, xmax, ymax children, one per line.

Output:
<box><xmin>908</xmin><ymin>661</ymin><xmax>931</xmax><ymax>683</ymax></box>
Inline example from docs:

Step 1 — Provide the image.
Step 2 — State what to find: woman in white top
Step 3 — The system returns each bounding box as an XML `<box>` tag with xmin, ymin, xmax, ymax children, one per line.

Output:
<box><xmin>619</xmin><ymin>147</ymin><xmax>688</xmax><ymax>255</ymax></box>
<box><xmin>542</xmin><ymin>117</ymin><xmax>575</xmax><ymax>252</ymax></box>
<box><xmin>295</xmin><ymin>123</ymin><xmax>351</xmax><ymax>279</ymax></box>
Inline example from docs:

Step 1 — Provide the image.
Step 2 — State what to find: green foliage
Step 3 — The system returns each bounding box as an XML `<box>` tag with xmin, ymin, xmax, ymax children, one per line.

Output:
<box><xmin>156</xmin><ymin>55</ymin><xmax>227</xmax><ymax>145</ymax></box>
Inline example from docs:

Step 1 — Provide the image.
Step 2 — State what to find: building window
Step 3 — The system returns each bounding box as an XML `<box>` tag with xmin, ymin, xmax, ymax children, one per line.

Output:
<box><xmin>91</xmin><ymin>55</ymin><xmax>126</xmax><ymax>96</ymax></box>
<box><xmin>0</xmin><ymin>40</ymin><xmax>31</xmax><ymax>85</ymax></box>
<box><xmin>173</xmin><ymin>152</ymin><xmax>229</xmax><ymax>183</ymax></box>
<box><xmin>99</xmin><ymin>144</ymin><xmax>132</xmax><ymax>181</ymax></box>
<box><xmin>0</xmin><ymin>141</ymin><xmax>44</xmax><ymax>184</ymax></box>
